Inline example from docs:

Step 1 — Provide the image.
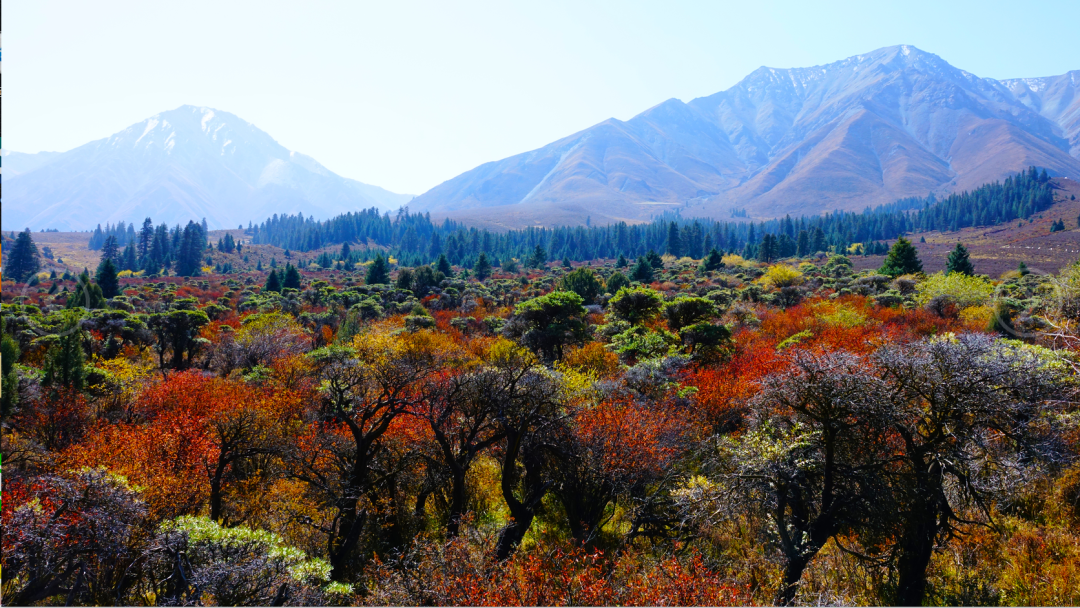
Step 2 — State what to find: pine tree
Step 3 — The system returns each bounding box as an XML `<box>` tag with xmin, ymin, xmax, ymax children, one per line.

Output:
<box><xmin>796</xmin><ymin>230</ymin><xmax>810</xmax><ymax>257</ymax></box>
<box><xmin>43</xmin><ymin>319</ymin><xmax>86</xmax><ymax>391</ymax></box>
<box><xmin>880</xmin><ymin>237</ymin><xmax>923</xmax><ymax>277</ymax></box>
<box><xmin>701</xmin><ymin>248</ymin><xmax>724</xmax><ymax>271</ymax></box>
<box><xmin>436</xmin><ymin>253</ymin><xmax>453</xmax><ymax>277</ymax></box>
<box><xmin>473</xmin><ymin>252</ymin><xmax>492</xmax><ymax>281</ymax></box>
<box><xmin>122</xmin><ymin>242</ymin><xmax>138</xmax><ymax>271</ymax></box>
<box><xmin>757</xmin><ymin>234</ymin><xmax>777</xmax><ymax>263</ymax></box>
<box><xmin>528</xmin><ymin>245</ymin><xmax>547</xmax><ymax>269</ymax></box>
<box><xmin>945</xmin><ymin>243</ymin><xmax>975</xmax><ymax>276</ymax></box>
<box><xmin>264</xmin><ymin>269</ymin><xmax>282</xmax><ymax>292</ymax></box>
<box><xmin>3</xmin><ymin>229</ymin><xmax>42</xmax><ymax>283</ymax></box>
<box><xmin>66</xmin><ymin>271</ymin><xmax>107</xmax><ymax>310</ymax></box>
<box><xmin>175</xmin><ymin>222</ymin><xmax>204</xmax><ymax>277</ymax></box>
<box><xmin>631</xmin><ymin>257</ymin><xmax>654</xmax><ymax>283</ymax></box>
<box><xmin>810</xmin><ymin>227</ymin><xmax>827</xmax><ymax>254</ymax></box>
<box><xmin>340</xmin><ymin>241</ymin><xmax>352</xmax><ymax>261</ymax></box>
<box><xmin>666</xmin><ymin>222</ymin><xmax>683</xmax><ymax>257</ymax></box>
<box><xmin>616</xmin><ymin>254</ymin><xmax>628</xmax><ymax>268</ymax></box>
<box><xmin>95</xmin><ymin>257</ymin><xmax>120</xmax><ymax>299</ymax></box>
<box><xmin>100</xmin><ymin>235</ymin><xmax>121</xmax><ymax>264</ymax></box>
<box><xmin>562</xmin><ymin>257</ymin><xmax>572</xmax><ymax>269</ymax></box>
<box><xmin>138</xmin><ymin>217</ymin><xmax>154</xmax><ymax>259</ymax></box>
<box><xmin>365</xmin><ymin>255</ymin><xmax>390</xmax><ymax>285</ymax></box>
<box><xmin>282</xmin><ymin>264</ymin><xmax>302</xmax><ymax>290</ymax></box>
<box><xmin>429</xmin><ymin>232</ymin><xmax>442</xmax><ymax>258</ymax></box>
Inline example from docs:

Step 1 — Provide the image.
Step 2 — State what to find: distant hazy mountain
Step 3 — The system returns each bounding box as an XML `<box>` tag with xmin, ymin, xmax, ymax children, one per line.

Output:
<box><xmin>1</xmin><ymin>106</ymin><xmax>412</xmax><ymax>231</ymax></box>
<box><xmin>409</xmin><ymin>46</ymin><xmax>1080</xmax><ymax>228</ymax></box>
<box><xmin>1</xmin><ymin>150</ymin><xmax>64</xmax><ymax>177</ymax></box>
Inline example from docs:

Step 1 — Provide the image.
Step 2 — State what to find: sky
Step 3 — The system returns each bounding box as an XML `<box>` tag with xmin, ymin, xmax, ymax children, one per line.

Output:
<box><xmin>4</xmin><ymin>0</ymin><xmax>1079</xmax><ymax>195</ymax></box>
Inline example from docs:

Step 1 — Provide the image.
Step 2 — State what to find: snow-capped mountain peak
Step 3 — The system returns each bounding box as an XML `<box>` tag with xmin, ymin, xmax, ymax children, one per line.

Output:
<box><xmin>2</xmin><ymin>105</ymin><xmax>414</xmax><ymax>231</ymax></box>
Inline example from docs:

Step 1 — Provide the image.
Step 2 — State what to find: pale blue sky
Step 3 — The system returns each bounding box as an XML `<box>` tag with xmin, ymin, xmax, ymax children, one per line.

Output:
<box><xmin>4</xmin><ymin>0</ymin><xmax>1078</xmax><ymax>194</ymax></box>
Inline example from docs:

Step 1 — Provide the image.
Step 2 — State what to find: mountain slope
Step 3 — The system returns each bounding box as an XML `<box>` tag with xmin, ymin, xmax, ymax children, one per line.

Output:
<box><xmin>410</xmin><ymin>46</ymin><xmax>1080</xmax><ymax>228</ymax></box>
<box><xmin>1</xmin><ymin>150</ymin><xmax>63</xmax><ymax>177</ymax></box>
<box><xmin>1</xmin><ymin>106</ymin><xmax>412</xmax><ymax>231</ymax></box>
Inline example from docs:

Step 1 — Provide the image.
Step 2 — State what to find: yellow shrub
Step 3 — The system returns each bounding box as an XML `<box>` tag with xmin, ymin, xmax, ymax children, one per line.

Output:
<box><xmin>959</xmin><ymin>305</ymin><xmax>994</xmax><ymax>328</ymax></box>
<box><xmin>760</xmin><ymin>264</ymin><xmax>804</xmax><ymax>288</ymax></box>
<box><xmin>722</xmin><ymin>254</ymin><xmax>748</xmax><ymax>266</ymax></box>
<box><xmin>117</xmin><ymin>270</ymin><xmax>134</xmax><ymax>278</ymax></box>
<box><xmin>812</xmin><ymin>301</ymin><xmax>869</xmax><ymax>328</ymax></box>
<box><xmin>915</xmin><ymin>272</ymin><xmax>995</xmax><ymax>308</ymax></box>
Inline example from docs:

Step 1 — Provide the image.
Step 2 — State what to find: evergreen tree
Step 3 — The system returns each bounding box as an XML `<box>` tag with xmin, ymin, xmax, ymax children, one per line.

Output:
<box><xmin>528</xmin><ymin>245</ymin><xmax>548</xmax><ymax>269</ymax></box>
<box><xmin>100</xmin><ymin>235</ymin><xmax>121</xmax><ymax>264</ymax></box>
<box><xmin>138</xmin><ymin>217</ymin><xmax>154</xmax><ymax>259</ymax></box>
<box><xmin>473</xmin><ymin>252</ymin><xmax>492</xmax><ymax>281</ymax></box>
<box><xmin>630</xmin><ymin>257</ymin><xmax>654</xmax><ymax>283</ymax></box>
<box><xmin>810</xmin><ymin>227</ymin><xmax>827</xmax><ymax>254</ymax></box>
<box><xmin>3</xmin><ymin>229</ymin><xmax>42</xmax><ymax>283</ymax></box>
<box><xmin>264</xmin><ymin>269</ymin><xmax>282</xmax><ymax>293</ymax></box>
<box><xmin>666</xmin><ymin>221</ymin><xmax>683</xmax><ymax>257</ymax></box>
<box><xmin>945</xmin><ymin>243</ymin><xmax>975</xmax><ymax>276</ymax></box>
<box><xmin>796</xmin><ymin>230</ymin><xmax>810</xmax><ymax>257</ymax></box>
<box><xmin>429</xmin><ymin>232</ymin><xmax>442</xmax><ymax>258</ymax></box>
<box><xmin>95</xmin><ymin>257</ymin><xmax>121</xmax><ymax>299</ymax></box>
<box><xmin>880</xmin><ymin>237</ymin><xmax>923</xmax><ymax>277</ymax></box>
<box><xmin>282</xmin><ymin>264</ymin><xmax>302</xmax><ymax>290</ymax></box>
<box><xmin>42</xmin><ymin>317</ymin><xmax>86</xmax><ymax>391</ymax></box>
<box><xmin>66</xmin><ymin>271</ymin><xmax>106</xmax><ymax>310</ymax></box>
<box><xmin>175</xmin><ymin>222</ymin><xmax>205</xmax><ymax>277</ymax></box>
<box><xmin>757</xmin><ymin>234</ymin><xmax>778</xmax><ymax>263</ymax></box>
<box><xmin>365</xmin><ymin>255</ymin><xmax>390</xmax><ymax>285</ymax></box>
<box><xmin>121</xmin><ymin>242</ymin><xmax>138</xmax><ymax>271</ymax></box>
<box><xmin>701</xmin><ymin>248</ymin><xmax>724</xmax><ymax>271</ymax></box>
<box><xmin>646</xmin><ymin>250</ymin><xmax>664</xmax><ymax>269</ymax></box>
<box><xmin>1017</xmin><ymin>261</ymin><xmax>1030</xmax><ymax>276</ymax></box>
<box><xmin>616</xmin><ymin>254</ymin><xmax>628</xmax><ymax>268</ymax></box>
<box><xmin>340</xmin><ymin>241</ymin><xmax>351</xmax><ymax>261</ymax></box>
<box><xmin>436</xmin><ymin>253</ymin><xmax>453</xmax><ymax>277</ymax></box>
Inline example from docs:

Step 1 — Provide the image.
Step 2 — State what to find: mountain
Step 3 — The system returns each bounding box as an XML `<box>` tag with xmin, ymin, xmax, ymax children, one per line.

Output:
<box><xmin>1</xmin><ymin>106</ymin><xmax>413</xmax><ymax>231</ymax></box>
<box><xmin>409</xmin><ymin>46</ymin><xmax>1080</xmax><ymax>229</ymax></box>
<box><xmin>1</xmin><ymin>150</ymin><xmax>64</xmax><ymax>177</ymax></box>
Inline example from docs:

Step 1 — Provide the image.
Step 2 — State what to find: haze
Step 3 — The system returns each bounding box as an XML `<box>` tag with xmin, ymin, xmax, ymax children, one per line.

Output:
<box><xmin>4</xmin><ymin>0</ymin><xmax>1079</xmax><ymax>195</ymax></box>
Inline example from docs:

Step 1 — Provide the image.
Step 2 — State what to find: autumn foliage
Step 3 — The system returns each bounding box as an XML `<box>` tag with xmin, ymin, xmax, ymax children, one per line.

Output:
<box><xmin>3</xmin><ymin>249</ymin><xmax>1079</xmax><ymax>607</ymax></box>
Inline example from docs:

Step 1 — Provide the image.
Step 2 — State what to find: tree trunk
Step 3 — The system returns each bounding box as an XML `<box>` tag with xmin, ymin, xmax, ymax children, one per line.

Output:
<box><xmin>894</xmin><ymin>508</ymin><xmax>937</xmax><ymax>606</ymax></box>
<box><xmin>495</xmin><ymin>432</ymin><xmax>548</xmax><ymax>560</ymax></box>
<box><xmin>894</xmin><ymin>453</ymin><xmax>942</xmax><ymax>607</ymax></box>
<box><xmin>208</xmin><ymin>453</ymin><xmax>229</xmax><ymax>523</ymax></box>
<box><xmin>775</xmin><ymin>554</ymin><xmax>812</xmax><ymax>606</ymax></box>
<box><xmin>446</xmin><ymin>467</ymin><xmax>467</xmax><ymax>537</ymax></box>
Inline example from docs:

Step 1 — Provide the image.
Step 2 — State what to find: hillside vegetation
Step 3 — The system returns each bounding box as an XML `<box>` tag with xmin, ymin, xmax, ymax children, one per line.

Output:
<box><xmin>3</xmin><ymin>216</ymin><xmax>1080</xmax><ymax>606</ymax></box>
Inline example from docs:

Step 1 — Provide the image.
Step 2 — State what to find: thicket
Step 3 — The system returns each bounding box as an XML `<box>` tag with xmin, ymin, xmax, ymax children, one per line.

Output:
<box><xmin>4</xmin><ymin>229</ymin><xmax>1080</xmax><ymax>606</ymax></box>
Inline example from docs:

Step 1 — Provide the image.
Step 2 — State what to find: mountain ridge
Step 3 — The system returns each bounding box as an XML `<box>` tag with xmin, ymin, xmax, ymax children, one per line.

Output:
<box><xmin>409</xmin><ymin>45</ymin><xmax>1080</xmax><ymax>229</ymax></box>
<box><xmin>1</xmin><ymin>106</ymin><xmax>413</xmax><ymax>231</ymax></box>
